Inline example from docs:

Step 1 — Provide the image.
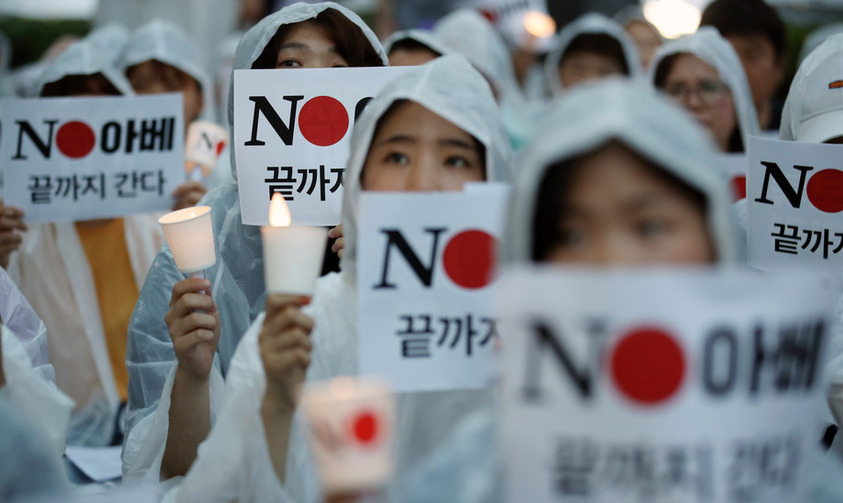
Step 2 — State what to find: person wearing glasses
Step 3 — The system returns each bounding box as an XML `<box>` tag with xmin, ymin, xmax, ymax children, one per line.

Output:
<box><xmin>650</xmin><ymin>27</ymin><xmax>759</xmax><ymax>153</ymax></box>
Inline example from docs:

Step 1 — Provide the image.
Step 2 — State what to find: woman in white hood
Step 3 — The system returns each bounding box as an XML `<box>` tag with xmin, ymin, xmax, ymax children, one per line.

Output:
<box><xmin>164</xmin><ymin>54</ymin><xmax>512</xmax><ymax>502</ymax></box>
<box><xmin>651</xmin><ymin>27</ymin><xmax>759</xmax><ymax>153</ymax></box>
<box><xmin>123</xmin><ymin>2</ymin><xmax>388</xmax><ymax>482</ymax></box>
<box><xmin>402</xmin><ymin>78</ymin><xmax>739</xmax><ymax>502</ymax></box>
<box><xmin>2</xmin><ymin>40</ymin><xmax>164</xmax><ymax>448</ymax></box>
<box><xmin>382</xmin><ymin>28</ymin><xmax>449</xmax><ymax>67</ymax></box>
<box><xmin>544</xmin><ymin>13</ymin><xmax>640</xmax><ymax>95</ymax></box>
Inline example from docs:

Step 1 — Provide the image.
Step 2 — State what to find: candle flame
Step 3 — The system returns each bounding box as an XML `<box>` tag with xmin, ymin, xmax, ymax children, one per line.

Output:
<box><xmin>524</xmin><ymin>11</ymin><xmax>555</xmax><ymax>39</ymax></box>
<box><xmin>269</xmin><ymin>192</ymin><xmax>292</xmax><ymax>227</ymax></box>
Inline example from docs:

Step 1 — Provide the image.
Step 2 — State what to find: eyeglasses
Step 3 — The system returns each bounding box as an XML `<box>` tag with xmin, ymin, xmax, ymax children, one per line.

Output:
<box><xmin>663</xmin><ymin>80</ymin><xmax>731</xmax><ymax>106</ymax></box>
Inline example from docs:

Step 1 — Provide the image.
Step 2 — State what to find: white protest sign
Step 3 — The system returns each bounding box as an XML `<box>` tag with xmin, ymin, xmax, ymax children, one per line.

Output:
<box><xmin>718</xmin><ymin>153</ymin><xmax>747</xmax><ymax>201</ymax></box>
<box><xmin>1</xmin><ymin>94</ymin><xmax>184</xmax><ymax>222</ymax></box>
<box><xmin>499</xmin><ymin>267</ymin><xmax>834</xmax><ymax>503</ymax></box>
<box><xmin>357</xmin><ymin>187</ymin><xmax>509</xmax><ymax>392</ymax></box>
<box><xmin>184</xmin><ymin>120</ymin><xmax>229</xmax><ymax>179</ymax></box>
<box><xmin>747</xmin><ymin>136</ymin><xmax>843</xmax><ymax>270</ymax></box>
<box><xmin>232</xmin><ymin>67</ymin><xmax>413</xmax><ymax>226</ymax></box>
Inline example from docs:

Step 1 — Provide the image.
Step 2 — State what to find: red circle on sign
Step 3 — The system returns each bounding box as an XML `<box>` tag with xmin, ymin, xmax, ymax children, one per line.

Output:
<box><xmin>56</xmin><ymin>121</ymin><xmax>96</xmax><ymax>158</ymax></box>
<box><xmin>215</xmin><ymin>140</ymin><xmax>225</xmax><ymax>156</ymax></box>
<box><xmin>806</xmin><ymin>169</ymin><xmax>843</xmax><ymax>213</ymax></box>
<box><xmin>352</xmin><ymin>411</ymin><xmax>379</xmax><ymax>445</ymax></box>
<box><xmin>442</xmin><ymin>229</ymin><xmax>496</xmax><ymax>289</ymax></box>
<box><xmin>730</xmin><ymin>175</ymin><xmax>746</xmax><ymax>201</ymax></box>
<box><xmin>298</xmin><ymin>96</ymin><xmax>349</xmax><ymax>147</ymax></box>
<box><xmin>609</xmin><ymin>327</ymin><xmax>685</xmax><ymax>406</ymax></box>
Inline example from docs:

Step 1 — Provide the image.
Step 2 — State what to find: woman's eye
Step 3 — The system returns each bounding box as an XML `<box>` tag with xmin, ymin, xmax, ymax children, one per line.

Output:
<box><xmin>385</xmin><ymin>152</ymin><xmax>409</xmax><ymax>164</ymax></box>
<box><xmin>277</xmin><ymin>60</ymin><xmax>302</xmax><ymax>68</ymax></box>
<box><xmin>445</xmin><ymin>156</ymin><xmax>470</xmax><ymax>168</ymax></box>
<box><xmin>557</xmin><ymin>227</ymin><xmax>587</xmax><ymax>248</ymax></box>
<box><xmin>638</xmin><ymin>218</ymin><xmax>669</xmax><ymax>238</ymax></box>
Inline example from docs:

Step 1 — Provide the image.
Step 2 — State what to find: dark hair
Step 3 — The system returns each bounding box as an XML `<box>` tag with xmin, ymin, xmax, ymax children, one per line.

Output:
<box><xmin>560</xmin><ymin>33</ymin><xmax>629</xmax><ymax>75</ymax></box>
<box><xmin>360</xmin><ymin>99</ymin><xmax>488</xmax><ymax>183</ymax></box>
<box><xmin>531</xmin><ymin>141</ymin><xmax>709</xmax><ymax>262</ymax></box>
<box><xmin>700</xmin><ymin>0</ymin><xmax>786</xmax><ymax>60</ymax></box>
<box><xmin>653</xmin><ymin>53</ymin><xmax>744</xmax><ymax>153</ymax></box>
<box><xmin>40</xmin><ymin>73</ymin><xmax>121</xmax><ymax>97</ymax></box>
<box><xmin>388</xmin><ymin>38</ymin><xmax>441</xmax><ymax>58</ymax></box>
<box><xmin>126</xmin><ymin>59</ymin><xmax>203</xmax><ymax>93</ymax></box>
<box><xmin>252</xmin><ymin>9</ymin><xmax>384</xmax><ymax>69</ymax></box>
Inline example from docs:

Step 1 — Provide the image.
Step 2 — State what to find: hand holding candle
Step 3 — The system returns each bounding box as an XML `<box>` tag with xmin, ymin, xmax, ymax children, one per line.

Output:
<box><xmin>261</xmin><ymin>193</ymin><xmax>328</xmax><ymax>298</ymax></box>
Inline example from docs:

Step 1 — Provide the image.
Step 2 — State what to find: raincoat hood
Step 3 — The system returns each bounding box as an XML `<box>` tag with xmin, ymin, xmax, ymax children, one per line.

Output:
<box><xmin>120</xmin><ymin>19</ymin><xmax>213</xmax><ymax>120</ymax></box>
<box><xmin>340</xmin><ymin>54</ymin><xmax>513</xmax><ymax>279</ymax></box>
<box><xmin>433</xmin><ymin>9</ymin><xmax>521</xmax><ymax>103</ymax></box>
<box><xmin>544</xmin><ymin>13</ymin><xmax>640</xmax><ymax>96</ymax></box>
<box><xmin>36</xmin><ymin>39</ymin><xmax>134</xmax><ymax>97</ymax></box>
<box><xmin>227</xmin><ymin>1</ymin><xmax>388</xmax><ymax>181</ymax></box>
<box><xmin>86</xmin><ymin>23</ymin><xmax>130</xmax><ymax>65</ymax></box>
<box><xmin>504</xmin><ymin>78</ymin><xmax>738</xmax><ymax>264</ymax></box>
<box><xmin>383</xmin><ymin>28</ymin><xmax>451</xmax><ymax>58</ymax></box>
<box><xmin>780</xmin><ymin>33</ymin><xmax>843</xmax><ymax>142</ymax></box>
<box><xmin>650</xmin><ymin>27</ymin><xmax>759</xmax><ymax>150</ymax></box>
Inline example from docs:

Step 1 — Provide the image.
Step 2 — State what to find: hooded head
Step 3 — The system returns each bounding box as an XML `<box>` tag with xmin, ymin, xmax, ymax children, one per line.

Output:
<box><xmin>227</xmin><ymin>1</ymin><xmax>388</xmax><ymax>181</ymax></box>
<box><xmin>433</xmin><ymin>9</ymin><xmax>520</xmax><ymax>103</ymax></box>
<box><xmin>85</xmin><ymin>23</ymin><xmax>130</xmax><ymax>65</ymax></box>
<box><xmin>339</xmin><ymin>55</ymin><xmax>513</xmax><ymax>279</ymax></box>
<box><xmin>781</xmin><ymin>33</ymin><xmax>843</xmax><ymax>143</ymax></box>
<box><xmin>613</xmin><ymin>5</ymin><xmax>662</xmax><ymax>70</ymax></box>
<box><xmin>544</xmin><ymin>13</ymin><xmax>640</xmax><ymax>95</ymax></box>
<box><xmin>504</xmin><ymin>79</ymin><xmax>737</xmax><ymax>266</ymax></box>
<box><xmin>121</xmin><ymin>19</ymin><xmax>212</xmax><ymax>123</ymax></box>
<box><xmin>37</xmin><ymin>40</ymin><xmax>134</xmax><ymax>97</ymax></box>
<box><xmin>383</xmin><ymin>29</ymin><xmax>450</xmax><ymax>66</ymax></box>
<box><xmin>651</xmin><ymin>27</ymin><xmax>759</xmax><ymax>153</ymax></box>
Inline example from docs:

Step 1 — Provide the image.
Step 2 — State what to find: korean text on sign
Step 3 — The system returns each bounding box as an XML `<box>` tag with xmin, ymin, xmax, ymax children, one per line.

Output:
<box><xmin>0</xmin><ymin>94</ymin><xmax>184</xmax><ymax>222</ymax></box>
<box><xmin>357</xmin><ymin>187</ymin><xmax>509</xmax><ymax>392</ymax></box>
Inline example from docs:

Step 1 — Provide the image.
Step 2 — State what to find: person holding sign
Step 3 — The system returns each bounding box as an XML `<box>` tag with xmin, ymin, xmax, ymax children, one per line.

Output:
<box><xmin>401</xmin><ymin>79</ymin><xmax>741</xmax><ymax>501</ymax></box>
<box><xmin>651</xmin><ymin>27</ymin><xmax>759</xmax><ymax>154</ymax></box>
<box><xmin>122</xmin><ymin>2</ymin><xmax>388</xmax><ymax>483</ymax></box>
<box><xmin>165</xmin><ymin>54</ymin><xmax>512</xmax><ymax>502</ymax></box>
<box><xmin>544</xmin><ymin>13</ymin><xmax>639</xmax><ymax>94</ymax></box>
<box><xmin>777</xmin><ymin>33</ymin><xmax>843</xmax><ymax>455</ymax></box>
<box><xmin>0</xmin><ymin>39</ymin><xmax>168</xmax><ymax>448</ymax></box>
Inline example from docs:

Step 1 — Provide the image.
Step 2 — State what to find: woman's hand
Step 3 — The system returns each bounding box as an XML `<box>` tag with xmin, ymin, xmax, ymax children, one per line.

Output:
<box><xmin>164</xmin><ymin>277</ymin><xmax>220</xmax><ymax>381</ymax></box>
<box><xmin>171</xmin><ymin>181</ymin><xmax>207</xmax><ymax>212</ymax></box>
<box><xmin>328</xmin><ymin>224</ymin><xmax>345</xmax><ymax>259</ymax></box>
<box><xmin>259</xmin><ymin>294</ymin><xmax>314</xmax><ymax>411</ymax></box>
<box><xmin>0</xmin><ymin>201</ymin><xmax>26</xmax><ymax>269</ymax></box>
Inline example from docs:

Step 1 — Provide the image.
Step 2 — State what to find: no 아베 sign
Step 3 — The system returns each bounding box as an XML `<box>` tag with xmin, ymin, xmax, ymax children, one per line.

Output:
<box><xmin>499</xmin><ymin>267</ymin><xmax>835</xmax><ymax>503</ymax></box>
<box><xmin>357</xmin><ymin>187</ymin><xmax>508</xmax><ymax>392</ymax></box>
<box><xmin>747</xmin><ymin>136</ymin><xmax>843</xmax><ymax>270</ymax></box>
<box><xmin>232</xmin><ymin>66</ymin><xmax>413</xmax><ymax>226</ymax></box>
<box><xmin>1</xmin><ymin>94</ymin><xmax>184</xmax><ymax>222</ymax></box>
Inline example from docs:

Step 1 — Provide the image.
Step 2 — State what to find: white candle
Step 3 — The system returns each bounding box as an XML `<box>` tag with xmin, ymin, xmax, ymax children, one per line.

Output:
<box><xmin>158</xmin><ymin>205</ymin><xmax>216</xmax><ymax>274</ymax></box>
<box><xmin>261</xmin><ymin>193</ymin><xmax>327</xmax><ymax>297</ymax></box>
<box><xmin>301</xmin><ymin>378</ymin><xmax>395</xmax><ymax>494</ymax></box>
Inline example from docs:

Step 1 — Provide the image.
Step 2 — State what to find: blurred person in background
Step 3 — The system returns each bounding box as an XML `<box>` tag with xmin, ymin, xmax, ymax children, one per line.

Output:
<box><xmin>614</xmin><ymin>5</ymin><xmax>662</xmax><ymax>70</ymax></box>
<box><xmin>699</xmin><ymin>0</ymin><xmax>787</xmax><ymax>132</ymax></box>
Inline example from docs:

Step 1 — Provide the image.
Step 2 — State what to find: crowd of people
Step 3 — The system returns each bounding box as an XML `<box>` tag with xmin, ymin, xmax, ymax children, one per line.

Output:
<box><xmin>2</xmin><ymin>0</ymin><xmax>843</xmax><ymax>501</ymax></box>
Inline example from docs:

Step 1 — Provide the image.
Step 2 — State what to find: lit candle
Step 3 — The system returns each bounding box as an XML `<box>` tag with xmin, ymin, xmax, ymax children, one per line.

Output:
<box><xmin>301</xmin><ymin>378</ymin><xmax>395</xmax><ymax>497</ymax></box>
<box><xmin>158</xmin><ymin>205</ymin><xmax>216</xmax><ymax>277</ymax></box>
<box><xmin>261</xmin><ymin>193</ymin><xmax>328</xmax><ymax>297</ymax></box>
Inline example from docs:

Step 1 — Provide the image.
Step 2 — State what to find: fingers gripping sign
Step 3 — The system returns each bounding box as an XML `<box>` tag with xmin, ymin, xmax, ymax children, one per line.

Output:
<box><xmin>260</xmin><ymin>294</ymin><xmax>315</xmax><ymax>410</ymax></box>
<box><xmin>165</xmin><ymin>277</ymin><xmax>221</xmax><ymax>381</ymax></box>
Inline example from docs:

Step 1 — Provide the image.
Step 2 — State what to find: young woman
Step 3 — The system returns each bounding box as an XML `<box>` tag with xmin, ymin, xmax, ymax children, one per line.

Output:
<box><xmin>122</xmin><ymin>2</ymin><xmax>388</xmax><ymax>482</ymax></box>
<box><xmin>166</xmin><ymin>54</ymin><xmax>512</xmax><ymax>502</ymax></box>
<box><xmin>403</xmin><ymin>78</ymin><xmax>739</xmax><ymax>502</ymax></box>
<box><xmin>651</xmin><ymin>27</ymin><xmax>759</xmax><ymax>153</ymax></box>
<box><xmin>544</xmin><ymin>13</ymin><xmax>639</xmax><ymax>94</ymax></box>
<box><xmin>382</xmin><ymin>29</ymin><xmax>448</xmax><ymax>67</ymax></box>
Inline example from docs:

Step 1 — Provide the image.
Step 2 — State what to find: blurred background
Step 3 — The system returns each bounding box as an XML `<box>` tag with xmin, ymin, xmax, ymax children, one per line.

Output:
<box><xmin>1</xmin><ymin>0</ymin><xmax>842</xmax><ymax>106</ymax></box>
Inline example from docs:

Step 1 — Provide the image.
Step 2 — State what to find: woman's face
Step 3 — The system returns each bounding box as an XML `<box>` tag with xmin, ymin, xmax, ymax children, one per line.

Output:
<box><xmin>127</xmin><ymin>61</ymin><xmax>204</xmax><ymax>125</ymax></box>
<box><xmin>662</xmin><ymin>53</ymin><xmax>737</xmax><ymax>152</ymax></box>
<box><xmin>558</xmin><ymin>51</ymin><xmax>625</xmax><ymax>89</ymax></box>
<box><xmin>361</xmin><ymin>101</ymin><xmax>485</xmax><ymax>192</ymax></box>
<box><xmin>544</xmin><ymin>143</ymin><xmax>714</xmax><ymax>265</ymax></box>
<box><xmin>274</xmin><ymin>21</ymin><xmax>349</xmax><ymax>68</ymax></box>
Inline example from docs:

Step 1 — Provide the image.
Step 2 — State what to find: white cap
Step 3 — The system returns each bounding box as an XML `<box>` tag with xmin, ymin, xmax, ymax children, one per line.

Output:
<box><xmin>781</xmin><ymin>33</ymin><xmax>843</xmax><ymax>143</ymax></box>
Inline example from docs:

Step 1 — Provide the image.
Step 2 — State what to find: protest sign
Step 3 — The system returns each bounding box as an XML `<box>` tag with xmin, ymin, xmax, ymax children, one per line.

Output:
<box><xmin>232</xmin><ymin>66</ymin><xmax>412</xmax><ymax>226</ymax></box>
<box><xmin>1</xmin><ymin>94</ymin><xmax>184</xmax><ymax>222</ymax></box>
<box><xmin>747</xmin><ymin>136</ymin><xmax>843</xmax><ymax>270</ymax></box>
<box><xmin>718</xmin><ymin>153</ymin><xmax>747</xmax><ymax>201</ymax></box>
<box><xmin>499</xmin><ymin>267</ymin><xmax>834</xmax><ymax>503</ymax></box>
<box><xmin>357</xmin><ymin>186</ymin><xmax>508</xmax><ymax>392</ymax></box>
